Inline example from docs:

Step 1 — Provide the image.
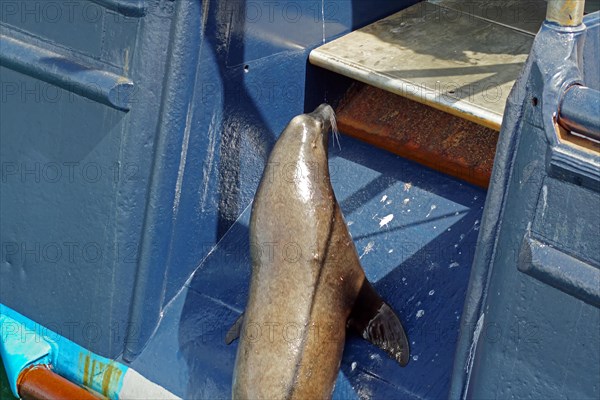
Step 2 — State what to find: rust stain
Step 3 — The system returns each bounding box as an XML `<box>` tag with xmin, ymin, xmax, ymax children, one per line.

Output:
<box><xmin>82</xmin><ymin>352</ymin><xmax>92</xmax><ymax>388</ymax></box>
<box><xmin>336</xmin><ymin>82</ymin><xmax>498</xmax><ymax>188</ymax></box>
<box><xmin>103</xmin><ymin>362</ymin><xmax>123</xmax><ymax>397</ymax></box>
<box><xmin>102</xmin><ymin>363</ymin><xmax>114</xmax><ymax>396</ymax></box>
<box><xmin>92</xmin><ymin>360</ymin><xmax>99</xmax><ymax>390</ymax></box>
<box><xmin>79</xmin><ymin>351</ymin><xmax>123</xmax><ymax>397</ymax></box>
<box><xmin>555</xmin><ymin>118</ymin><xmax>600</xmax><ymax>155</ymax></box>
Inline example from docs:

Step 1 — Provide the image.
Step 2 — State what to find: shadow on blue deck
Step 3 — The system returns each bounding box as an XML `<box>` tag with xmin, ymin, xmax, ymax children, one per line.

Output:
<box><xmin>125</xmin><ymin>135</ymin><xmax>485</xmax><ymax>399</ymax></box>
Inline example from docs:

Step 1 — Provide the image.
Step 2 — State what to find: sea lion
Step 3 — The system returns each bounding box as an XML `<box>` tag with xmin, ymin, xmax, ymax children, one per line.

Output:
<box><xmin>226</xmin><ymin>104</ymin><xmax>410</xmax><ymax>399</ymax></box>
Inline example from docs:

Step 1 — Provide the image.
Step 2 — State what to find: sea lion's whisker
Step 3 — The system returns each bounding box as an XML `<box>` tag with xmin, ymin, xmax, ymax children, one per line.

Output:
<box><xmin>330</xmin><ymin>111</ymin><xmax>341</xmax><ymax>150</ymax></box>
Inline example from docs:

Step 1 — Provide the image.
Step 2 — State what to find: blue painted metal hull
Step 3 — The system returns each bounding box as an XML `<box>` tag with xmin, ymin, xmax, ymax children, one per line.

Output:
<box><xmin>0</xmin><ymin>0</ymin><xmax>418</xmax><ymax>360</ymax></box>
<box><xmin>450</xmin><ymin>11</ymin><xmax>600</xmax><ymax>400</ymax></box>
<box><xmin>124</xmin><ymin>136</ymin><xmax>485</xmax><ymax>398</ymax></box>
<box><xmin>2</xmin><ymin>1</ymin><xmax>599</xmax><ymax>398</ymax></box>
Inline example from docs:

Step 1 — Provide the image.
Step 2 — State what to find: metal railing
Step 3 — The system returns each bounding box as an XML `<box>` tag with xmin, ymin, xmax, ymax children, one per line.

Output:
<box><xmin>547</xmin><ymin>1</ymin><xmax>600</xmax><ymax>142</ymax></box>
<box><xmin>546</xmin><ymin>0</ymin><xmax>585</xmax><ymax>26</ymax></box>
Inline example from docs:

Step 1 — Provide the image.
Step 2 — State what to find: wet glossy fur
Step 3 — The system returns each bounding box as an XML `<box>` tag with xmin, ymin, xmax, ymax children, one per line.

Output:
<box><xmin>232</xmin><ymin>105</ymin><xmax>405</xmax><ymax>399</ymax></box>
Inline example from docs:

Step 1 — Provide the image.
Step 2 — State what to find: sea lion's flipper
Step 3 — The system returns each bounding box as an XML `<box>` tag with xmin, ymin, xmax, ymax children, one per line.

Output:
<box><xmin>225</xmin><ymin>312</ymin><xmax>244</xmax><ymax>345</ymax></box>
<box><xmin>347</xmin><ymin>280</ymin><xmax>410</xmax><ymax>366</ymax></box>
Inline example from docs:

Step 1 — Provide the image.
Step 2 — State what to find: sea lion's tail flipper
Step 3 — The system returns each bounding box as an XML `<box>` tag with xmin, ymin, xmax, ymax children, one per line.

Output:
<box><xmin>225</xmin><ymin>312</ymin><xmax>244</xmax><ymax>345</ymax></box>
<box><xmin>347</xmin><ymin>280</ymin><xmax>410</xmax><ymax>366</ymax></box>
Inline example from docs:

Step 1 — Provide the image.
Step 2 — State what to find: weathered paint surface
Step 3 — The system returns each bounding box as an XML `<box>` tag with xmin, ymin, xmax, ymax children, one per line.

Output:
<box><xmin>1</xmin><ymin>305</ymin><xmax>178</xmax><ymax>399</ymax></box>
<box><xmin>0</xmin><ymin>0</ymin><xmax>418</xmax><ymax>360</ymax></box>
<box><xmin>79</xmin><ymin>352</ymin><xmax>123</xmax><ymax>397</ymax></box>
<box><xmin>450</xmin><ymin>11</ymin><xmax>600</xmax><ymax>400</ymax></box>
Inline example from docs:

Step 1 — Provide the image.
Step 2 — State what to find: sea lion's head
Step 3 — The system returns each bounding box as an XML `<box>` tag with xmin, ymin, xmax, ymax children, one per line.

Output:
<box><xmin>257</xmin><ymin>103</ymin><xmax>338</xmax><ymax>211</ymax></box>
<box><xmin>281</xmin><ymin>103</ymin><xmax>338</xmax><ymax>163</ymax></box>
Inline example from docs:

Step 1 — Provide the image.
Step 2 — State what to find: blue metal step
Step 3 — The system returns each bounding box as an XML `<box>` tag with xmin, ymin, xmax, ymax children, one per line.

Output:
<box><xmin>124</xmin><ymin>135</ymin><xmax>486</xmax><ymax>399</ymax></box>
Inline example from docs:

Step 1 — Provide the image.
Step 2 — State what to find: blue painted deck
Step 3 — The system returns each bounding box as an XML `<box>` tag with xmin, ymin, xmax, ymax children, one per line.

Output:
<box><xmin>124</xmin><ymin>135</ymin><xmax>485</xmax><ymax>399</ymax></box>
